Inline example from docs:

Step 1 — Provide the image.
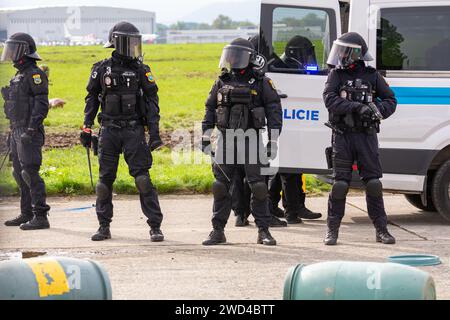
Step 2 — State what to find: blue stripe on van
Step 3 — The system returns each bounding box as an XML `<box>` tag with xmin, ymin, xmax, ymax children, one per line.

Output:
<box><xmin>391</xmin><ymin>87</ymin><xmax>450</xmax><ymax>105</ymax></box>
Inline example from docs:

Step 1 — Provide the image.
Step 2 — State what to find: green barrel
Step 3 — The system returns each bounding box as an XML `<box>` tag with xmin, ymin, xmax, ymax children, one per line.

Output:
<box><xmin>284</xmin><ymin>261</ymin><xmax>436</xmax><ymax>300</ymax></box>
<box><xmin>0</xmin><ymin>257</ymin><xmax>112</xmax><ymax>300</ymax></box>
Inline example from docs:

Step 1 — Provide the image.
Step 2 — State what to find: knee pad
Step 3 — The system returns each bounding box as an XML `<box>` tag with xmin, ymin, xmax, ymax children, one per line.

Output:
<box><xmin>96</xmin><ymin>182</ymin><xmax>110</xmax><ymax>201</ymax></box>
<box><xmin>135</xmin><ymin>175</ymin><xmax>152</xmax><ymax>194</ymax></box>
<box><xmin>21</xmin><ymin>170</ymin><xmax>31</xmax><ymax>188</ymax></box>
<box><xmin>331</xmin><ymin>180</ymin><xmax>349</xmax><ymax>200</ymax></box>
<box><xmin>212</xmin><ymin>180</ymin><xmax>228</xmax><ymax>200</ymax></box>
<box><xmin>366</xmin><ymin>179</ymin><xmax>383</xmax><ymax>198</ymax></box>
<box><xmin>250</xmin><ymin>182</ymin><xmax>268</xmax><ymax>201</ymax></box>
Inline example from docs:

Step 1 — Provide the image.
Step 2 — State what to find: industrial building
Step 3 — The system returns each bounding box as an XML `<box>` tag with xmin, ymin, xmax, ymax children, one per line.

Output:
<box><xmin>0</xmin><ymin>6</ymin><xmax>156</xmax><ymax>45</ymax></box>
<box><xmin>166</xmin><ymin>28</ymin><xmax>259</xmax><ymax>44</ymax></box>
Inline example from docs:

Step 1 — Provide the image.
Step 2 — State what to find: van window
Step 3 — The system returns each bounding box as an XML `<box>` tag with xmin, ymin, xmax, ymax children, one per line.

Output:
<box><xmin>377</xmin><ymin>6</ymin><xmax>450</xmax><ymax>71</ymax></box>
<box><xmin>261</xmin><ymin>5</ymin><xmax>335</xmax><ymax>75</ymax></box>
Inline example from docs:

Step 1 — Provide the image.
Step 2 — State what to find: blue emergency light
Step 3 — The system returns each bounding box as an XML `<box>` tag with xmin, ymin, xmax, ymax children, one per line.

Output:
<box><xmin>306</xmin><ymin>64</ymin><xmax>319</xmax><ymax>72</ymax></box>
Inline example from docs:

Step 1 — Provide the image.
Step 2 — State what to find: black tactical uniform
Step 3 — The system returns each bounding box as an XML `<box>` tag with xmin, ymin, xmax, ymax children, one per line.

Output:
<box><xmin>201</xmin><ymin>38</ymin><xmax>282</xmax><ymax>246</ymax></box>
<box><xmin>268</xmin><ymin>173</ymin><xmax>322</xmax><ymax>223</ymax></box>
<box><xmin>2</xmin><ymin>33</ymin><xmax>51</xmax><ymax>230</ymax></box>
<box><xmin>323</xmin><ymin>32</ymin><xmax>397</xmax><ymax>245</ymax></box>
<box><xmin>80</xmin><ymin>22</ymin><xmax>164</xmax><ymax>242</ymax></box>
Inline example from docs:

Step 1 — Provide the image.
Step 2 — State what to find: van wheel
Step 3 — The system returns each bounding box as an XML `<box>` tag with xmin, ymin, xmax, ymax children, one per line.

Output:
<box><xmin>404</xmin><ymin>194</ymin><xmax>436</xmax><ymax>212</ymax></box>
<box><xmin>431</xmin><ymin>159</ymin><xmax>450</xmax><ymax>222</ymax></box>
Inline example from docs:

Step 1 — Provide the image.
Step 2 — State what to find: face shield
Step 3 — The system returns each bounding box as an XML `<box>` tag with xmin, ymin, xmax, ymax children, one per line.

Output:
<box><xmin>112</xmin><ymin>32</ymin><xmax>142</xmax><ymax>59</ymax></box>
<box><xmin>219</xmin><ymin>45</ymin><xmax>253</xmax><ymax>70</ymax></box>
<box><xmin>286</xmin><ymin>46</ymin><xmax>317</xmax><ymax>65</ymax></box>
<box><xmin>1</xmin><ymin>40</ymin><xmax>29</xmax><ymax>62</ymax></box>
<box><xmin>327</xmin><ymin>40</ymin><xmax>364</xmax><ymax>67</ymax></box>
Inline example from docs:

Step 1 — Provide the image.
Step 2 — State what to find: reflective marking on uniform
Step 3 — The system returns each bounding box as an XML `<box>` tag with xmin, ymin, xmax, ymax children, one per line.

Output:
<box><xmin>391</xmin><ymin>87</ymin><xmax>450</xmax><ymax>105</ymax></box>
<box><xmin>25</xmin><ymin>258</ymin><xmax>70</xmax><ymax>297</ymax></box>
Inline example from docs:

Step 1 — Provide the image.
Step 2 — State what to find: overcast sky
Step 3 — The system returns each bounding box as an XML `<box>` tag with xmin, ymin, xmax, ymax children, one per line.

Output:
<box><xmin>0</xmin><ymin>0</ymin><xmax>257</xmax><ymax>24</ymax></box>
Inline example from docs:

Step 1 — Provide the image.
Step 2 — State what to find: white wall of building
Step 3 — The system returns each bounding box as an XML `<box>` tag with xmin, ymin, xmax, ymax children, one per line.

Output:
<box><xmin>167</xmin><ymin>28</ymin><xmax>259</xmax><ymax>44</ymax></box>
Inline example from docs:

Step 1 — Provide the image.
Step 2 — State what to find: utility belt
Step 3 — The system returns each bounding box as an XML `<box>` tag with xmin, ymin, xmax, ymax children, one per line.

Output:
<box><xmin>216</xmin><ymin>86</ymin><xmax>265</xmax><ymax>130</ymax></box>
<box><xmin>331</xmin><ymin>119</ymin><xmax>380</xmax><ymax>135</ymax></box>
<box><xmin>101</xmin><ymin>119</ymin><xmax>143</xmax><ymax>129</ymax></box>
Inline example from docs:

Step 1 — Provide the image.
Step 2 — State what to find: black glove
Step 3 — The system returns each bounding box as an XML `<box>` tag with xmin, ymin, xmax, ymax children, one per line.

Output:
<box><xmin>80</xmin><ymin>127</ymin><xmax>92</xmax><ymax>148</ymax></box>
<box><xmin>201</xmin><ymin>136</ymin><xmax>212</xmax><ymax>155</ymax></box>
<box><xmin>149</xmin><ymin>137</ymin><xmax>164</xmax><ymax>152</ymax></box>
<box><xmin>20</xmin><ymin>128</ymin><xmax>35</xmax><ymax>145</ymax></box>
<box><xmin>266</xmin><ymin>140</ymin><xmax>278</xmax><ymax>160</ymax></box>
<box><xmin>358</xmin><ymin>104</ymin><xmax>374</xmax><ymax>121</ymax></box>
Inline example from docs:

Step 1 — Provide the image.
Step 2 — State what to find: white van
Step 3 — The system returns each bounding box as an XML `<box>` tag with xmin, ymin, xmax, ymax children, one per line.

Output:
<box><xmin>259</xmin><ymin>0</ymin><xmax>450</xmax><ymax>221</ymax></box>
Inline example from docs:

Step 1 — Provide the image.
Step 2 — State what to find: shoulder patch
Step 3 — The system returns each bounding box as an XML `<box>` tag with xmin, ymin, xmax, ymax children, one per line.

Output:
<box><xmin>146</xmin><ymin>71</ymin><xmax>155</xmax><ymax>83</ymax></box>
<box><xmin>32</xmin><ymin>74</ymin><xmax>42</xmax><ymax>85</ymax></box>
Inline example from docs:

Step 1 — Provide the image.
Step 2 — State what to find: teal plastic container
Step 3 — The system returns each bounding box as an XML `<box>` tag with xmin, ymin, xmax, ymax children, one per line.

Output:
<box><xmin>0</xmin><ymin>257</ymin><xmax>112</xmax><ymax>300</ymax></box>
<box><xmin>284</xmin><ymin>261</ymin><xmax>436</xmax><ymax>300</ymax></box>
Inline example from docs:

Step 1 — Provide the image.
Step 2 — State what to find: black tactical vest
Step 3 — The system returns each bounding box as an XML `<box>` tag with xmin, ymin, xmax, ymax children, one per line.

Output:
<box><xmin>216</xmin><ymin>72</ymin><xmax>266</xmax><ymax>131</ymax></box>
<box><xmin>98</xmin><ymin>60</ymin><xmax>142</xmax><ymax>122</ymax></box>
<box><xmin>4</xmin><ymin>70</ymin><xmax>34</xmax><ymax>128</ymax></box>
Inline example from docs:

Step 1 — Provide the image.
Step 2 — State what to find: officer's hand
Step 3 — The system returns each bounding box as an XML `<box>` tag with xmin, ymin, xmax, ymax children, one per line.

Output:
<box><xmin>80</xmin><ymin>127</ymin><xmax>92</xmax><ymax>148</ymax></box>
<box><xmin>201</xmin><ymin>136</ymin><xmax>212</xmax><ymax>155</ymax></box>
<box><xmin>358</xmin><ymin>104</ymin><xmax>374</xmax><ymax>121</ymax></box>
<box><xmin>149</xmin><ymin>138</ymin><xmax>164</xmax><ymax>152</ymax></box>
<box><xmin>20</xmin><ymin>128</ymin><xmax>35</xmax><ymax>145</ymax></box>
<box><xmin>266</xmin><ymin>140</ymin><xmax>278</xmax><ymax>160</ymax></box>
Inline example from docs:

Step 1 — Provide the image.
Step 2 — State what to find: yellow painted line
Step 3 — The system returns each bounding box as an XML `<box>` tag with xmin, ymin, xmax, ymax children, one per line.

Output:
<box><xmin>25</xmin><ymin>258</ymin><xmax>70</xmax><ymax>298</ymax></box>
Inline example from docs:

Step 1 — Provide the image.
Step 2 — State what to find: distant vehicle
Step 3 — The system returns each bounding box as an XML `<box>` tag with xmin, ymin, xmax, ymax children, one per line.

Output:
<box><xmin>259</xmin><ymin>0</ymin><xmax>450</xmax><ymax>221</ymax></box>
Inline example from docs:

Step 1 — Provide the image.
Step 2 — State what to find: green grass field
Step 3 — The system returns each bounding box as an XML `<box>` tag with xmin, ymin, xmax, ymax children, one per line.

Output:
<box><xmin>0</xmin><ymin>43</ymin><xmax>331</xmax><ymax>196</ymax></box>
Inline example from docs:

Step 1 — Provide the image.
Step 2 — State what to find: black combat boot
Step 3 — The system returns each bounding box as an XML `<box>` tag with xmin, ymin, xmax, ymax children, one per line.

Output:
<box><xmin>273</xmin><ymin>207</ymin><xmax>285</xmax><ymax>218</ymax></box>
<box><xmin>257</xmin><ymin>228</ymin><xmax>277</xmax><ymax>246</ymax></box>
<box><xmin>235</xmin><ymin>215</ymin><xmax>250</xmax><ymax>227</ymax></box>
<box><xmin>376</xmin><ymin>227</ymin><xmax>396</xmax><ymax>244</ymax></box>
<box><xmin>4</xmin><ymin>214</ymin><xmax>33</xmax><ymax>227</ymax></box>
<box><xmin>20</xmin><ymin>215</ymin><xmax>50</xmax><ymax>230</ymax></box>
<box><xmin>324</xmin><ymin>222</ymin><xmax>340</xmax><ymax>246</ymax></box>
<box><xmin>269</xmin><ymin>215</ymin><xmax>287</xmax><ymax>227</ymax></box>
<box><xmin>91</xmin><ymin>226</ymin><xmax>111</xmax><ymax>241</ymax></box>
<box><xmin>202</xmin><ymin>228</ymin><xmax>226</xmax><ymax>246</ymax></box>
<box><xmin>298</xmin><ymin>207</ymin><xmax>322</xmax><ymax>220</ymax></box>
<box><xmin>286</xmin><ymin>211</ymin><xmax>303</xmax><ymax>225</ymax></box>
<box><xmin>150</xmin><ymin>227</ymin><xmax>164</xmax><ymax>242</ymax></box>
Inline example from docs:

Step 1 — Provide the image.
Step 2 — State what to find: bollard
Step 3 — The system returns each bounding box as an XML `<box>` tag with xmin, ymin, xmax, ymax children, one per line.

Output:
<box><xmin>0</xmin><ymin>257</ymin><xmax>112</xmax><ymax>300</ymax></box>
<box><xmin>283</xmin><ymin>261</ymin><xmax>436</xmax><ymax>300</ymax></box>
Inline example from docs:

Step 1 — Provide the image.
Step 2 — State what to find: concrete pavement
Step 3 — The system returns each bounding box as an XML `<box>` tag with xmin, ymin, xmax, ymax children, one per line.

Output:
<box><xmin>0</xmin><ymin>194</ymin><xmax>449</xmax><ymax>300</ymax></box>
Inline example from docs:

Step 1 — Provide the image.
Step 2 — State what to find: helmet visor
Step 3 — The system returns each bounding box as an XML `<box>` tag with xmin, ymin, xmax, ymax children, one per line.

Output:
<box><xmin>219</xmin><ymin>45</ymin><xmax>252</xmax><ymax>70</ymax></box>
<box><xmin>327</xmin><ymin>40</ymin><xmax>362</xmax><ymax>67</ymax></box>
<box><xmin>112</xmin><ymin>32</ymin><xmax>142</xmax><ymax>58</ymax></box>
<box><xmin>287</xmin><ymin>46</ymin><xmax>316</xmax><ymax>65</ymax></box>
<box><xmin>1</xmin><ymin>40</ymin><xmax>29</xmax><ymax>62</ymax></box>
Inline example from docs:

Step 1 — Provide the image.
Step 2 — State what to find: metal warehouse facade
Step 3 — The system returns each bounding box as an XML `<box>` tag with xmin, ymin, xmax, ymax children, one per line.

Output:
<box><xmin>0</xmin><ymin>6</ymin><xmax>156</xmax><ymax>44</ymax></box>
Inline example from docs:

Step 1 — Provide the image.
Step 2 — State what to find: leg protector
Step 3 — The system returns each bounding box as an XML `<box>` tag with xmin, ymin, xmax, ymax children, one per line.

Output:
<box><xmin>135</xmin><ymin>175</ymin><xmax>152</xmax><ymax>195</ymax></box>
<box><xmin>250</xmin><ymin>182</ymin><xmax>268</xmax><ymax>201</ymax></box>
<box><xmin>366</xmin><ymin>179</ymin><xmax>383</xmax><ymax>198</ymax></box>
<box><xmin>331</xmin><ymin>180</ymin><xmax>349</xmax><ymax>200</ymax></box>
<box><xmin>96</xmin><ymin>181</ymin><xmax>110</xmax><ymax>201</ymax></box>
<box><xmin>212</xmin><ymin>180</ymin><xmax>228</xmax><ymax>201</ymax></box>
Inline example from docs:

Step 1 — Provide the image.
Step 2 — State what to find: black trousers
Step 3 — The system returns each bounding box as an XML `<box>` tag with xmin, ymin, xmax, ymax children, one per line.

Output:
<box><xmin>268</xmin><ymin>173</ymin><xmax>306</xmax><ymax>217</ymax></box>
<box><xmin>9</xmin><ymin>127</ymin><xmax>50</xmax><ymax>216</ymax></box>
<box><xmin>96</xmin><ymin>125</ymin><xmax>163</xmax><ymax>228</ymax></box>
<box><xmin>231</xmin><ymin>167</ymin><xmax>251</xmax><ymax>218</ymax></box>
<box><xmin>328</xmin><ymin>132</ymin><xmax>387</xmax><ymax>228</ymax></box>
<box><xmin>211</xmin><ymin>132</ymin><xmax>271</xmax><ymax>230</ymax></box>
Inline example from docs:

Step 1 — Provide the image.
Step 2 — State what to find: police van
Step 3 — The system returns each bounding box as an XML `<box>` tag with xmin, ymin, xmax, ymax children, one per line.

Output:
<box><xmin>258</xmin><ymin>0</ymin><xmax>450</xmax><ymax>221</ymax></box>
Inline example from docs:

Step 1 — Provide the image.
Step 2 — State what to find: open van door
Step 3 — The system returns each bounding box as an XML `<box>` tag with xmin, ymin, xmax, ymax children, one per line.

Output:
<box><xmin>259</xmin><ymin>0</ymin><xmax>342</xmax><ymax>174</ymax></box>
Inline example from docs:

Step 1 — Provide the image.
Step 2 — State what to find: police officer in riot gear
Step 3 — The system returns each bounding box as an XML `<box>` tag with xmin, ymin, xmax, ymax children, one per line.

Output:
<box><xmin>323</xmin><ymin>32</ymin><xmax>397</xmax><ymax>245</ymax></box>
<box><xmin>2</xmin><ymin>33</ymin><xmax>51</xmax><ymax>230</ymax></box>
<box><xmin>80</xmin><ymin>21</ymin><xmax>164</xmax><ymax>242</ymax></box>
<box><xmin>201</xmin><ymin>38</ymin><xmax>282</xmax><ymax>246</ymax></box>
<box><xmin>280</xmin><ymin>35</ymin><xmax>317</xmax><ymax>70</ymax></box>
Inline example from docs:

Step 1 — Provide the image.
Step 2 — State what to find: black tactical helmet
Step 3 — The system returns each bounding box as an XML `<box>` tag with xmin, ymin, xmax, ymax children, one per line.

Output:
<box><xmin>1</xmin><ymin>32</ymin><xmax>41</xmax><ymax>62</ymax></box>
<box><xmin>219</xmin><ymin>38</ymin><xmax>257</xmax><ymax>70</ymax></box>
<box><xmin>327</xmin><ymin>32</ymin><xmax>373</xmax><ymax>68</ymax></box>
<box><xmin>104</xmin><ymin>21</ymin><xmax>142</xmax><ymax>58</ymax></box>
<box><xmin>283</xmin><ymin>35</ymin><xmax>317</xmax><ymax>66</ymax></box>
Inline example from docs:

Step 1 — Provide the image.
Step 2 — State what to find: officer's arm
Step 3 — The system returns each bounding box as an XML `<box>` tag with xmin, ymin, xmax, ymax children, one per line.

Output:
<box><xmin>262</xmin><ymin>77</ymin><xmax>283</xmax><ymax>137</ymax></box>
<box><xmin>27</xmin><ymin>69</ymin><xmax>49</xmax><ymax>130</ymax></box>
<box><xmin>375</xmin><ymin>72</ymin><xmax>397</xmax><ymax>119</ymax></box>
<box><xmin>140</xmin><ymin>65</ymin><xmax>160</xmax><ymax>131</ymax></box>
<box><xmin>84</xmin><ymin>64</ymin><xmax>102</xmax><ymax>127</ymax></box>
<box><xmin>202</xmin><ymin>80</ymin><xmax>219</xmax><ymax>135</ymax></box>
<box><xmin>323</xmin><ymin>69</ymin><xmax>361</xmax><ymax>114</ymax></box>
